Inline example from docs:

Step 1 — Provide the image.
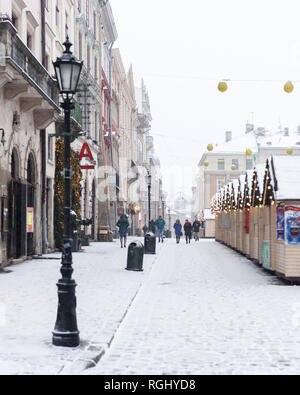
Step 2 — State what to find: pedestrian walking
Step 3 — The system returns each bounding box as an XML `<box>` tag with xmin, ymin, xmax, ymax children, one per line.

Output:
<box><xmin>155</xmin><ymin>216</ymin><xmax>166</xmax><ymax>243</ymax></box>
<box><xmin>192</xmin><ymin>218</ymin><xmax>201</xmax><ymax>241</ymax></box>
<box><xmin>116</xmin><ymin>214</ymin><xmax>130</xmax><ymax>248</ymax></box>
<box><xmin>173</xmin><ymin>219</ymin><xmax>182</xmax><ymax>244</ymax></box>
<box><xmin>184</xmin><ymin>219</ymin><xmax>193</xmax><ymax>244</ymax></box>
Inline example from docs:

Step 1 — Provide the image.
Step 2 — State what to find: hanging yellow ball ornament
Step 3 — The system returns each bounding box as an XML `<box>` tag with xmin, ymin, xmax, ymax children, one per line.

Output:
<box><xmin>231</xmin><ymin>165</ymin><xmax>236</xmax><ymax>171</ymax></box>
<box><xmin>222</xmin><ymin>181</ymin><xmax>226</xmax><ymax>186</ymax></box>
<box><xmin>286</xmin><ymin>147</ymin><xmax>293</xmax><ymax>155</ymax></box>
<box><xmin>284</xmin><ymin>81</ymin><xmax>294</xmax><ymax>94</ymax></box>
<box><xmin>246</xmin><ymin>149</ymin><xmax>252</xmax><ymax>157</ymax></box>
<box><xmin>204</xmin><ymin>161</ymin><xmax>209</xmax><ymax>167</ymax></box>
<box><xmin>218</xmin><ymin>81</ymin><xmax>228</xmax><ymax>93</ymax></box>
<box><xmin>207</xmin><ymin>144</ymin><xmax>214</xmax><ymax>152</ymax></box>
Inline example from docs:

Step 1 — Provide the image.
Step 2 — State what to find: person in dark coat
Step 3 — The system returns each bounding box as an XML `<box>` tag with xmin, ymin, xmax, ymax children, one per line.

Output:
<box><xmin>184</xmin><ymin>219</ymin><xmax>193</xmax><ymax>244</ymax></box>
<box><xmin>143</xmin><ymin>224</ymin><xmax>148</xmax><ymax>235</ymax></box>
<box><xmin>173</xmin><ymin>219</ymin><xmax>182</xmax><ymax>244</ymax></box>
<box><xmin>193</xmin><ymin>218</ymin><xmax>201</xmax><ymax>241</ymax></box>
<box><xmin>116</xmin><ymin>214</ymin><xmax>130</xmax><ymax>248</ymax></box>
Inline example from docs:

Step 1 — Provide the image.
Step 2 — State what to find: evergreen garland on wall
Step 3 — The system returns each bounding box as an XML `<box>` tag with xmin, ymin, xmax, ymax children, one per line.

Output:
<box><xmin>54</xmin><ymin>138</ymin><xmax>82</xmax><ymax>249</ymax></box>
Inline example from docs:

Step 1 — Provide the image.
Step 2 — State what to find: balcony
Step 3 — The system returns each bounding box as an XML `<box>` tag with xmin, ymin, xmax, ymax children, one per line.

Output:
<box><xmin>0</xmin><ymin>20</ymin><xmax>59</xmax><ymax>128</ymax></box>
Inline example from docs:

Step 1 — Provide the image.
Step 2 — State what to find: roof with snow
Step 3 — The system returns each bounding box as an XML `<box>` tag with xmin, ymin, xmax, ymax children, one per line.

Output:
<box><xmin>203</xmin><ymin>208</ymin><xmax>215</xmax><ymax>220</ymax></box>
<box><xmin>200</xmin><ymin>127</ymin><xmax>300</xmax><ymax>165</ymax></box>
<box><xmin>270</xmin><ymin>156</ymin><xmax>300</xmax><ymax>200</ymax></box>
<box><xmin>254</xmin><ymin>163</ymin><xmax>266</xmax><ymax>196</ymax></box>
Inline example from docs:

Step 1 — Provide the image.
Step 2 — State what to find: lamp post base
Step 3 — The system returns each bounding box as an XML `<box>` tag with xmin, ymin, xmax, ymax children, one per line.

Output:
<box><xmin>52</xmin><ymin>279</ymin><xmax>80</xmax><ymax>348</ymax></box>
<box><xmin>52</xmin><ymin>331</ymin><xmax>80</xmax><ymax>348</ymax></box>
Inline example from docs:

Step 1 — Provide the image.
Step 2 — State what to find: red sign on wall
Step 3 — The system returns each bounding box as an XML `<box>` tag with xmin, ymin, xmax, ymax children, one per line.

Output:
<box><xmin>79</xmin><ymin>143</ymin><xmax>95</xmax><ymax>170</ymax></box>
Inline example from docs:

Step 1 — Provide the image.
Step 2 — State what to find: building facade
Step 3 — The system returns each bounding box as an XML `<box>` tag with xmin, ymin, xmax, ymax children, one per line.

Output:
<box><xmin>0</xmin><ymin>0</ymin><xmax>165</xmax><ymax>267</ymax></box>
<box><xmin>0</xmin><ymin>0</ymin><xmax>60</xmax><ymax>266</ymax></box>
<box><xmin>195</xmin><ymin>125</ymin><xmax>300</xmax><ymax>219</ymax></box>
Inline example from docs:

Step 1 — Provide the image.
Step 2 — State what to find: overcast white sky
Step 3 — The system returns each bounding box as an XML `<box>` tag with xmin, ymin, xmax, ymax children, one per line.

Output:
<box><xmin>110</xmin><ymin>0</ymin><xmax>300</xmax><ymax>202</ymax></box>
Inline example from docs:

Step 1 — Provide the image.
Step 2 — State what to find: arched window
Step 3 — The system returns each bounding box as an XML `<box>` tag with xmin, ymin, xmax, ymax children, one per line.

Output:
<box><xmin>11</xmin><ymin>148</ymin><xmax>19</xmax><ymax>180</ymax></box>
<box><xmin>27</xmin><ymin>154</ymin><xmax>35</xmax><ymax>185</ymax></box>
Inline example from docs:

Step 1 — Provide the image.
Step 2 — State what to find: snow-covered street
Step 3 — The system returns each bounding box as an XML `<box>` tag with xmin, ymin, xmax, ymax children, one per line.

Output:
<box><xmin>0</xmin><ymin>238</ymin><xmax>159</xmax><ymax>375</ymax></box>
<box><xmin>1</xmin><ymin>238</ymin><xmax>300</xmax><ymax>375</ymax></box>
<box><xmin>86</xmin><ymin>239</ymin><xmax>300</xmax><ymax>376</ymax></box>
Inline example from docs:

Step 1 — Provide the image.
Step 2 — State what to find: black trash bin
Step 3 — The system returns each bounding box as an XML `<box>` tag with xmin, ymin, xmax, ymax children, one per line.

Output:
<box><xmin>144</xmin><ymin>232</ymin><xmax>156</xmax><ymax>255</ymax></box>
<box><xmin>126</xmin><ymin>241</ymin><xmax>144</xmax><ymax>272</ymax></box>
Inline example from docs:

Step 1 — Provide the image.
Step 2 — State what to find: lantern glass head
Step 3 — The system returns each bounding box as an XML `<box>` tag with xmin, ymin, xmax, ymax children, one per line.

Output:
<box><xmin>53</xmin><ymin>37</ymin><xmax>83</xmax><ymax>96</ymax></box>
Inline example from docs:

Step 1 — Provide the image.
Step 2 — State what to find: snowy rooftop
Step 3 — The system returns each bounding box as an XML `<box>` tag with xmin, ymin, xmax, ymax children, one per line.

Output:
<box><xmin>254</xmin><ymin>163</ymin><xmax>266</xmax><ymax>196</ymax></box>
<box><xmin>203</xmin><ymin>208</ymin><xmax>215</xmax><ymax>220</ymax></box>
<box><xmin>200</xmin><ymin>128</ymin><xmax>300</xmax><ymax>165</ymax></box>
<box><xmin>232</xmin><ymin>179</ymin><xmax>240</xmax><ymax>203</ymax></box>
<box><xmin>270</xmin><ymin>156</ymin><xmax>300</xmax><ymax>200</ymax></box>
<box><xmin>239</xmin><ymin>174</ymin><xmax>246</xmax><ymax>199</ymax></box>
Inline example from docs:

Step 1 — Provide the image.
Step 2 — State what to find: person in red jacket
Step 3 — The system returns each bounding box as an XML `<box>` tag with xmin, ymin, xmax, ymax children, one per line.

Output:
<box><xmin>184</xmin><ymin>219</ymin><xmax>193</xmax><ymax>244</ymax></box>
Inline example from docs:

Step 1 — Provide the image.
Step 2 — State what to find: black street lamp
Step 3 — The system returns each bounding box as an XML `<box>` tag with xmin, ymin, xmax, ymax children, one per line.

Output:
<box><xmin>147</xmin><ymin>170</ymin><xmax>152</xmax><ymax>228</ymax></box>
<box><xmin>52</xmin><ymin>37</ymin><xmax>83</xmax><ymax>348</ymax></box>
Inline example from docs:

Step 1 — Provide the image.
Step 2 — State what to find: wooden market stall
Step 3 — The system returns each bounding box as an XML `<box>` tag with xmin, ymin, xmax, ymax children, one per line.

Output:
<box><xmin>242</xmin><ymin>170</ymin><xmax>253</xmax><ymax>258</ymax></box>
<box><xmin>203</xmin><ymin>209</ymin><xmax>215</xmax><ymax>238</ymax></box>
<box><xmin>267</xmin><ymin>156</ymin><xmax>300</xmax><ymax>281</ymax></box>
<box><xmin>211</xmin><ymin>155</ymin><xmax>300</xmax><ymax>282</ymax></box>
<box><xmin>236</xmin><ymin>175</ymin><xmax>246</xmax><ymax>253</ymax></box>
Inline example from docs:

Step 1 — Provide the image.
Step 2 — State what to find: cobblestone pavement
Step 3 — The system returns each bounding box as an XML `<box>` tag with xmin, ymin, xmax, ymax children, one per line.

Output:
<box><xmin>87</xmin><ymin>239</ymin><xmax>300</xmax><ymax>375</ymax></box>
<box><xmin>0</xmin><ymin>238</ymin><xmax>159</xmax><ymax>375</ymax></box>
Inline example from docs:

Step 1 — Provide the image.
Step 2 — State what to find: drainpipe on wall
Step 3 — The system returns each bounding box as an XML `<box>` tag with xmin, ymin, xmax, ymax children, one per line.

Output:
<box><xmin>40</xmin><ymin>0</ymin><xmax>48</xmax><ymax>254</ymax></box>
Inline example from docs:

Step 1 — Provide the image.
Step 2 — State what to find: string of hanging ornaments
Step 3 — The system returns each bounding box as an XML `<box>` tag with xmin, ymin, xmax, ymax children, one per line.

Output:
<box><xmin>217</xmin><ymin>79</ymin><xmax>297</xmax><ymax>94</ymax></box>
<box><xmin>203</xmin><ymin>79</ymin><xmax>297</xmax><ymax>169</ymax></box>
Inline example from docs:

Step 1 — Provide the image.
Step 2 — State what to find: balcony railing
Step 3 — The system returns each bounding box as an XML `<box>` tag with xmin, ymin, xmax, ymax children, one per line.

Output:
<box><xmin>0</xmin><ymin>20</ymin><xmax>59</xmax><ymax>107</ymax></box>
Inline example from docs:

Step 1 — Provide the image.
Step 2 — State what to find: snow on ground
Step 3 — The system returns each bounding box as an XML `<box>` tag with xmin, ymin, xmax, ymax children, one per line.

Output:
<box><xmin>86</xmin><ymin>239</ymin><xmax>300</xmax><ymax>376</ymax></box>
<box><xmin>1</xmin><ymin>237</ymin><xmax>300</xmax><ymax>375</ymax></box>
<box><xmin>0</xmin><ymin>238</ymin><xmax>159</xmax><ymax>375</ymax></box>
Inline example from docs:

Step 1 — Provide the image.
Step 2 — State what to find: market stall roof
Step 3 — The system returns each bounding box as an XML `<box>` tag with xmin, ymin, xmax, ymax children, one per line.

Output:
<box><xmin>203</xmin><ymin>208</ymin><xmax>215</xmax><ymax>220</ymax></box>
<box><xmin>254</xmin><ymin>163</ymin><xmax>266</xmax><ymax>196</ymax></box>
<box><xmin>246</xmin><ymin>170</ymin><xmax>253</xmax><ymax>195</ymax></box>
<box><xmin>270</xmin><ymin>156</ymin><xmax>300</xmax><ymax>200</ymax></box>
<box><xmin>232</xmin><ymin>179</ymin><xmax>240</xmax><ymax>205</ymax></box>
<box><xmin>239</xmin><ymin>174</ymin><xmax>246</xmax><ymax>199</ymax></box>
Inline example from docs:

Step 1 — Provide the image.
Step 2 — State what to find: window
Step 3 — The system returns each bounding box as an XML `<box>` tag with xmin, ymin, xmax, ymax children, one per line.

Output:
<box><xmin>86</xmin><ymin>0</ymin><xmax>89</xmax><ymax>27</ymax></box>
<box><xmin>78</xmin><ymin>0</ymin><xmax>81</xmax><ymax>12</ymax></box>
<box><xmin>27</xmin><ymin>33</ymin><xmax>33</xmax><ymax>50</ymax></box>
<box><xmin>48</xmin><ymin>135</ymin><xmax>53</xmax><ymax>161</ymax></box>
<box><xmin>94</xmin><ymin>111</ymin><xmax>98</xmax><ymax>141</ymax></box>
<box><xmin>55</xmin><ymin>0</ymin><xmax>60</xmax><ymax>27</ymax></box>
<box><xmin>93</xmin><ymin>11</ymin><xmax>97</xmax><ymax>38</ymax></box>
<box><xmin>218</xmin><ymin>159</ymin><xmax>225</xmax><ymax>170</ymax></box>
<box><xmin>45</xmin><ymin>54</ymin><xmax>50</xmax><ymax>71</ymax></box>
<box><xmin>94</xmin><ymin>56</ymin><xmax>98</xmax><ymax>79</ymax></box>
<box><xmin>246</xmin><ymin>158</ymin><xmax>253</xmax><ymax>170</ymax></box>
<box><xmin>87</xmin><ymin>45</ymin><xmax>90</xmax><ymax>70</ymax></box>
<box><xmin>232</xmin><ymin>159</ymin><xmax>239</xmax><ymax>170</ymax></box>
<box><xmin>78</xmin><ymin>32</ymin><xmax>82</xmax><ymax>60</ymax></box>
<box><xmin>217</xmin><ymin>179</ymin><xmax>225</xmax><ymax>191</ymax></box>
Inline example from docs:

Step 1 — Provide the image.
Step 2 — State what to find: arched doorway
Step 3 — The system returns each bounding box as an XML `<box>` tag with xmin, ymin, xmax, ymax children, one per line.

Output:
<box><xmin>7</xmin><ymin>148</ymin><xmax>26</xmax><ymax>260</ymax></box>
<box><xmin>26</xmin><ymin>153</ymin><xmax>35</xmax><ymax>256</ymax></box>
